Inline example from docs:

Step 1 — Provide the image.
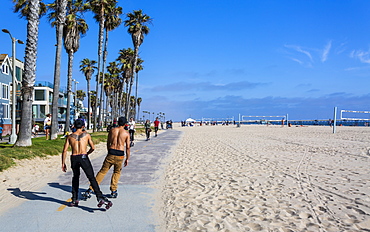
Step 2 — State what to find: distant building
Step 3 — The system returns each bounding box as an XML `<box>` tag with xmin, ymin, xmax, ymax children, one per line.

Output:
<box><xmin>33</xmin><ymin>81</ymin><xmax>67</xmax><ymax>126</ymax></box>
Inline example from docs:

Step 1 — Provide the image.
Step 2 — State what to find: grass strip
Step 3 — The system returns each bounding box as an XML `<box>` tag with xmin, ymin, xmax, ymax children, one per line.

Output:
<box><xmin>0</xmin><ymin>131</ymin><xmax>108</xmax><ymax>172</ymax></box>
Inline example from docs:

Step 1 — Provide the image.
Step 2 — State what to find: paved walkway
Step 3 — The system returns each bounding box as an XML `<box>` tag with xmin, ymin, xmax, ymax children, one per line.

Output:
<box><xmin>0</xmin><ymin>129</ymin><xmax>182</xmax><ymax>232</ymax></box>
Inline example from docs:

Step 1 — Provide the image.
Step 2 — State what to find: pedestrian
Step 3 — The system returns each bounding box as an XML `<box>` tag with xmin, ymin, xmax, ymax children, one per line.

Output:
<box><xmin>44</xmin><ymin>114</ymin><xmax>52</xmax><ymax>140</ymax></box>
<box><xmin>61</xmin><ymin>119</ymin><xmax>112</xmax><ymax>208</ymax></box>
<box><xmin>128</xmin><ymin>117</ymin><xmax>135</xmax><ymax>147</ymax></box>
<box><xmin>34</xmin><ymin>124</ymin><xmax>39</xmax><ymax>135</ymax></box>
<box><xmin>144</xmin><ymin>119</ymin><xmax>151</xmax><ymax>141</ymax></box>
<box><xmin>82</xmin><ymin>117</ymin><xmax>130</xmax><ymax>199</ymax></box>
<box><xmin>0</xmin><ymin>125</ymin><xmax>3</xmax><ymax>141</ymax></box>
<box><xmin>154</xmin><ymin>117</ymin><xmax>160</xmax><ymax>137</ymax></box>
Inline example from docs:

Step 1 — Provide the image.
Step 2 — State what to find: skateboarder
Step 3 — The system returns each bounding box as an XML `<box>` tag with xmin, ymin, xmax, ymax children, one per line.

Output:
<box><xmin>61</xmin><ymin>119</ymin><xmax>112</xmax><ymax>208</ymax></box>
<box><xmin>83</xmin><ymin>116</ymin><xmax>130</xmax><ymax>199</ymax></box>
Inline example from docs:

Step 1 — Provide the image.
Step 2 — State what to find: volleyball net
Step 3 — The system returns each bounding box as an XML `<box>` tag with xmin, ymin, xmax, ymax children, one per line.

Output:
<box><xmin>238</xmin><ymin>114</ymin><xmax>288</xmax><ymax>126</ymax></box>
<box><xmin>340</xmin><ymin>110</ymin><xmax>370</xmax><ymax>120</ymax></box>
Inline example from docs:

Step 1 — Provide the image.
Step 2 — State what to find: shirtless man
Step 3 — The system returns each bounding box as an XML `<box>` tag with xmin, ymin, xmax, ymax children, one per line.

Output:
<box><xmin>62</xmin><ymin>119</ymin><xmax>112</xmax><ymax>208</ymax></box>
<box><xmin>83</xmin><ymin>116</ymin><xmax>130</xmax><ymax>199</ymax></box>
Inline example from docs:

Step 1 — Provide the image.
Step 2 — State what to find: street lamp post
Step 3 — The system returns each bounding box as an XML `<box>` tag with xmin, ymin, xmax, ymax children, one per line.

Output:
<box><xmin>72</xmin><ymin>79</ymin><xmax>79</xmax><ymax>120</ymax></box>
<box><xmin>2</xmin><ymin>29</ymin><xmax>24</xmax><ymax>144</ymax></box>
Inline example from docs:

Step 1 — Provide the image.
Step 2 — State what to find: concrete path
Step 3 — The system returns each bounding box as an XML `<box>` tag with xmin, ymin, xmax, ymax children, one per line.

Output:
<box><xmin>0</xmin><ymin>129</ymin><xmax>182</xmax><ymax>232</ymax></box>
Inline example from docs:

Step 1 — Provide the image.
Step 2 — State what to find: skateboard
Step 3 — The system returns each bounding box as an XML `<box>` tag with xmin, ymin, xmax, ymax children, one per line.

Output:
<box><xmin>97</xmin><ymin>198</ymin><xmax>113</xmax><ymax>209</ymax></box>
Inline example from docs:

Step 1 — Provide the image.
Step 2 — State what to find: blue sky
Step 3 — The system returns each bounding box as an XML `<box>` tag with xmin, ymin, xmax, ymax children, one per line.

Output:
<box><xmin>1</xmin><ymin>0</ymin><xmax>370</xmax><ymax>121</ymax></box>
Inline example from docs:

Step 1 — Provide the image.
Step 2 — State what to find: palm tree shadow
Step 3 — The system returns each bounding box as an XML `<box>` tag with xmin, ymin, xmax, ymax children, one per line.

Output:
<box><xmin>7</xmin><ymin>188</ymin><xmax>105</xmax><ymax>213</ymax></box>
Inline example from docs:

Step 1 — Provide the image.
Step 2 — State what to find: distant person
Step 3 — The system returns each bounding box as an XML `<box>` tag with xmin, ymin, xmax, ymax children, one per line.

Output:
<box><xmin>144</xmin><ymin>119</ymin><xmax>151</xmax><ymax>141</ymax></box>
<box><xmin>281</xmin><ymin>118</ymin><xmax>285</xmax><ymax>127</ymax></box>
<box><xmin>82</xmin><ymin>117</ymin><xmax>130</xmax><ymax>199</ymax></box>
<box><xmin>44</xmin><ymin>114</ymin><xmax>52</xmax><ymax>140</ymax></box>
<box><xmin>34</xmin><ymin>124</ymin><xmax>39</xmax><ymax>135</ymax></box>
<box><xmin>0</xmin><ymin>125</ymin><xmax>3</xmax><ymax>141</ymax></box>
<box><xmin>128</xmin><ymin>117</ymin><xmax>135</xmax><ymax>147</ymax></box>
<box><xmin>61</xmin><ymin>119</ymin><xmax>112</xmax><ymax>208</ymax></box>
<box><xmin>154</xmin><ymin>117</ymin><xmax>160</xmax><ymax>137</ymax></box>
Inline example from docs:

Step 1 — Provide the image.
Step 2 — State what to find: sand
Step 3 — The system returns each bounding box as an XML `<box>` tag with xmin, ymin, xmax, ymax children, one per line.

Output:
<box><xmin>1</xmin><ymin>125</ymin><xmax>370</xmax><ymax>231</ymax></box>
<box><xmin>159</xmin><ymin>125</ymin><xmax>370</xmax><ymax>231</ymax></box>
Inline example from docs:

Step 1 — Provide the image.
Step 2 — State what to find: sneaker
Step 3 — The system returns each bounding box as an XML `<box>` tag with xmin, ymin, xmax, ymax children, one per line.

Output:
<box><xmin>110</xmin><ymin>191</ymin><xmax>118</xmax><ymax>198</ymax></box>
<box><xmin>130</xmin><ymin>141</ymin><xmax>134</xmax><ymax>147</ymax></box>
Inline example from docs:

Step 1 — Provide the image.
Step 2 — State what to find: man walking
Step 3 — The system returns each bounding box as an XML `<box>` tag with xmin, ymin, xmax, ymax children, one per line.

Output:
<box><xmin>61</xmin><ymin>119</ymin><xmax>112</xmax><ymax>208</ymax></box>
<box><xmin>154</xmin><ymin>117</ymin><xmax>160</xmax><ymax>137</ymax></box>
<box><xmin>83</xmin><ymin>116</ymin><xmax>130</xmax><ymax>198</ymax></box>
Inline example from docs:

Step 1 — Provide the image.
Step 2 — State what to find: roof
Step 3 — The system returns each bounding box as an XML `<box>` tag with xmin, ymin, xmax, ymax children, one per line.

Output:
<box><xmin>0</xmin><ymin>54</ymin><xmax>8</xmax><ymax>65</ymax></box>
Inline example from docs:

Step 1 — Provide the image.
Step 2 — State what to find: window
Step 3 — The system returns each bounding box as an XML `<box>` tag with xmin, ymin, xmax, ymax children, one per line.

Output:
<box><xmin>1</xmin><ymin>64</ymin><xmax>9</xmax><ymax>75</ymax></box>
<box><xmin>35</xmin><ymin>90</ymin><xmax>45</xmax><ymax>101</ymax></box>
<box><xmin>16</xmin><ymin>67</ymin><xmax>22</xmax><ymax>82</ymax></box>
<box><xmin>2</xmin><ymin>104</ymin><xmax>9</xmax><ymax>119</ymax></box>
<box><xmin>2</xmin><ymin>85</ymin><xmax>9</xmax><ymax>99</ymax></box>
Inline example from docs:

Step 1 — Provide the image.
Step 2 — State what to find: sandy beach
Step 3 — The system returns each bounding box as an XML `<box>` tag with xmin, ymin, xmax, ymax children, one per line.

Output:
<box><xmin>159</xmin><ymin>125</ymin><xmax>370</xmax><ymax>231</ymax></box>
<box><xmin>1</xmin><ymin>125</ymin><xmax>370</xmax><ymax>231</ymax></box>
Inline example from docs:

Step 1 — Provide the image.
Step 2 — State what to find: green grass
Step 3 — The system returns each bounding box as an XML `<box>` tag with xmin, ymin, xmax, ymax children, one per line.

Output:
<box><xmin>0</xmin><ymin>131</ymin><xmax>108</xmax><ymax>172</ymax></box>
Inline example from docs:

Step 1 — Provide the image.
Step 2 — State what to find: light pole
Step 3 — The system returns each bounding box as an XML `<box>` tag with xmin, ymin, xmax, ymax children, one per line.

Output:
<box><xmin>2</xmin><ymin>29</ymin><xmax>24</xmax><ymax>144</ymax></box>
<box><xmin>72</xmin><ymin>79</ymin><xmax>79</xmax><ymax>119</ymax></box>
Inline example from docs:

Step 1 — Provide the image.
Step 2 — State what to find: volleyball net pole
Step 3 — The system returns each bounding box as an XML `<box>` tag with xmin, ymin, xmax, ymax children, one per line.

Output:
<box><xmin>333</xmin><ymin>107</ymin><xmax>337</xmax><ymax>134</ymax></box>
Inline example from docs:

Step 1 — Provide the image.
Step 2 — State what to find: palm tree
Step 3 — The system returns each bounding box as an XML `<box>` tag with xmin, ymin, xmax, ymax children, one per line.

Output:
<box><xmin>13</xmin><ymin>0</ymin><xmax>46</xmax><ymax>146</ymax></box>
<box><xmin>105</xmin><ymin>61</ymin><xmax>119</xmax><ymax>122</ymax></box>
<box><xmin>129</xmin><ymin>95</ymin><xmax>136</xmax><ymax>117</ymax></box>
<box><xmin>63</xmin><ymin>0</ymin><xmax>88</xmax><ymax>134</ymax></box>
<box><xmin>89</xmin><ymin>0</ymin><xmax>117</xmax><ymax>132</ymax></box>
<box><xmin>134</xmin><ymin>58</ymin><xmax>143</xmax><ymax>120</ymax></box>
<box><xmin>124</xmin><ymin>9</ymin><xmax>152</xmax><ymax>119</ymax></box>
<box><xmin>116</xmin><ymin>47</ymin><xmax>134</xmax><ymax>117</ymax></box>
<box><xmin>97</xmin><ymin>2</ymin><xmax>122</xmax><ymax>126</ymax></box>
<box><xmin>75</xmin><ymin>89</ymin><xmax>85</xmax><ymax>115</ymax></box>
<box><xmin>79</xmin><ymin>58</ymin><xmax>96</xmax><ymax>129</ymax></box>
<box><xmin>47</xmin><ymin>0</ymin><xmax>67</xmax><ymax>140</ymax></box>
<box><xmin>76</xmin><ymin>89</ymin><xmax>86</xmax><ymax>100</ymax></box>
<box><xmin>90</xmin><ymin>90</ymin><xmax>98</xmax><ymax>128</ymax></box>
<box><xmin>136</xmin><ymin>97</ymin><xmax>142</xmax><ymax>122</ymax></box>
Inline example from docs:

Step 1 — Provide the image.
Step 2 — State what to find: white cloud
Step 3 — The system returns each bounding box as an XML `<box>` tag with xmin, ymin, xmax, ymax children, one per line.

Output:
<box><xmin>290</xmin><ymin>57</ymin><xmax>303</xmax><ymax>64</ymax></box>
<box><xmin>321</xmin><ymin>41</ymin><xmax>332</xmax><ymax>62</ymax></box>
<box><xmin>284</xmin><ymin>45</ymin><xmax>313</xmax><ymax>62</ymax></box>
<box><xmin>352</xmin><ymin>50</ymin><xmax>370</xmax><ymax>64</ymax></box>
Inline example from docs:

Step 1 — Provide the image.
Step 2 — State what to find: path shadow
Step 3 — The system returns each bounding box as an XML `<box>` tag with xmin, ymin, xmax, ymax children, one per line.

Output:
<box><xmin>48</xmin><ymin>182</ymin><xmax>72</xmax><ymax>193</ymax></box>
<box><xmin>7</xmin><ymin>188</ymin><xmax>105</xmax><ymax>213</ymax></box>
<box><xmin>48</xmin><ymin>182</ymin><xmax>95</xmax><ymax>199</ymax></box>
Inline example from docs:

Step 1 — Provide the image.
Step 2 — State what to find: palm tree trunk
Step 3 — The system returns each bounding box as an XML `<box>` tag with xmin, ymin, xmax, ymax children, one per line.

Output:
<box><xmin>135</xmin><ymin>72</ymin><xmax>138</xmax><ymax>120</ymax></box>
<box><xmin>15</xmin><ymin>0</ymin><xmax>40</xmax><ymax>146</ymax></box>
<box><xmin>87</xmin><ymin>79</ymin><xmax>90</xmax><ymax>129</ymax></box>
<box><xmin>65</xmin><ymin>50</ymin><xmax>74</xmax><ymax>133</ymax></box>
<box><xmin>125</xmin><ymin>46</ymin><xmax>139</xmax><ymax>119</ymax></box>
<box><xmin>51</xmin><ymin>0</ymin><xmax>67</xmax><ymax>140</ymax></box>
<box><xmin>105</xmin><ymin>92</ymin><xmax>109</xmax><ymax>126</ymax></box>
<box><xmin>98</xmin><ymin>29</ymin><xmax>108</xmax><ymax>128</ymax></box>
<box><xmin>94</xmin><ymin>13</ymin><xmax>105</xmax><ymax>132</ymax></box>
